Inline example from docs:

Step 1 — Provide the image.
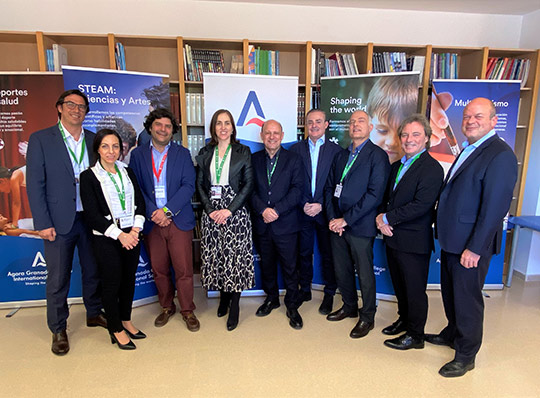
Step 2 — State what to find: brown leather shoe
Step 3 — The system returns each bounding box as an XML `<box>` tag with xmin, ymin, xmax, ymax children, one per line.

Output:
<box><xmin>182</xmin><ymin>312</ymin><xmax>200</xmax><ymax>332</ymax></box>
<box><xmin>87</xmin><ymin>312</ymin><xmax>108</xmax><ymax>329</ymax></box>
<box><xmin>154</xmin><ymin>308</ymin><xmax>175</xmax><ymax>327</ymax></box>
<box><xmin>51</xmin><ymin>330</ymin><xmax>69</xmax><ymax>356</ymax></box>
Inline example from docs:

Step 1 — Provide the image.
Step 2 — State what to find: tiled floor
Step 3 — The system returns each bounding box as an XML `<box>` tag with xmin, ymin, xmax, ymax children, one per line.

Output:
<box><xmin>1</xmin><ymin>277</ymin><xmax>539</xmax><ymax>397</ymax></box>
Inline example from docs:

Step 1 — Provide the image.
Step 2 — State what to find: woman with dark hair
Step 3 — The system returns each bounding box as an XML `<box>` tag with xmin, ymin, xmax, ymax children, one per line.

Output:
<box><xmin>195</xmin><ymin>109</ymin><xmax>254</xmax><ymax>331</ymax></box>
<box><xmin>80</xmin><ymin>129</ymin><xmax>146</xmax><ymax>350</ymax></box>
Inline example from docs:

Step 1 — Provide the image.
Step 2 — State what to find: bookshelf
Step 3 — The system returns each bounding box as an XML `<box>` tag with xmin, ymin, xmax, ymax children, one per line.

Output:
<box><xmin>0</xmin><ymin>30</ymin><xmax>539</xmax><ymax>216</ymax></box>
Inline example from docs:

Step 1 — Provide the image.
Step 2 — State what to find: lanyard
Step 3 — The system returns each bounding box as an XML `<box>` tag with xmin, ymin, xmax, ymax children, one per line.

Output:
<box><xmin>267</xmin><ymin>155</ymin><xmax>279</xmax><ymax>185</ymax></box>
<box><xmin>395</xmin><ymin>152</ymin><xmax>422</xmax><ymax>186</ymax></box>
<box><xmin>340</xmin><ymin>150</ymin><xmax>359</xmax><ymax>183</ymax></box>
<box><xmin>106</xmin><ymin>164</ymin><xmax>126</xmax><ymax>211</ymax></box>
<box><xmin>152</xmin><ymin>150</ymin><xmax>168</xmax><ymax>182</ymax></box>
<box><xmin>214</xmin><ymin>144</ymin><xmax>231</xmax><ymax>184</ymax></box>
<box><xmin>58</xmin><ymin>122</ymin><xmax>86</xmax><ymax>166</ymax></box>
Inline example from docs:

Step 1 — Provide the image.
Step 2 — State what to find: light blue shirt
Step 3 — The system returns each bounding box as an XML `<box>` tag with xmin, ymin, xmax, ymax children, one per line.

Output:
<box><xmin>150</xmin><ymin>141</ymin><xmax>170</xmax><ymax>209</ymax></box>
<box><xmin>308</xmin><ymin>136</ymin><xmax>325</xmax><ymax>196</ymax></box>
<box><xmin>448</xmin><ymin>129</ymin><xmax>497</xmax><ymax>181</ymax></box>
<box><xmin>60</xmin><ymin>122</ymin><xmax>89</xmax><ymax>212</ymax></box>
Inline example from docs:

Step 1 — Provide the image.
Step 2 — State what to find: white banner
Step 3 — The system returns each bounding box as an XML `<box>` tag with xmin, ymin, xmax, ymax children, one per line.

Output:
<box><xmin>203</xmin><ymin>73</ymin><xmax>298</xmax><ymax>151</ymax></box>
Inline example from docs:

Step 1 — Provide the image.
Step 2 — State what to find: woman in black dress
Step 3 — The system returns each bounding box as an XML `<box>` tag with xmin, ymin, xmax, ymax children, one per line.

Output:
<box><xmin>196</xmin><ymin>109</ymin><xmax>254</xmax><ymax>331</ymax></box>
<box><xmin>80</xmin><ymin>129</ymin><xmax>146</xmax><ymax>350</ymax></box>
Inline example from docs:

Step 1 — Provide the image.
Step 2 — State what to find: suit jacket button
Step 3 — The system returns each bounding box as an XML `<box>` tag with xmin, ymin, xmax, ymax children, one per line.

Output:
<box><xmin>268</xmin><ymin>191</ymin><xmax>271</xmax><ymax>195</ymax></box>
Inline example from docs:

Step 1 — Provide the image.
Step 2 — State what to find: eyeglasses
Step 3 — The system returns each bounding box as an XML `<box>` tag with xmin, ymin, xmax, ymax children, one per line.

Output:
<box><xmin>63</xmin><ymin>101</ymin><xmax>87</xmax><ymax>112</ymax></box>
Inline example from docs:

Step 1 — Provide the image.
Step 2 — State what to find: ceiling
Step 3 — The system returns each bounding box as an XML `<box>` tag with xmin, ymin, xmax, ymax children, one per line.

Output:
<box><xmin>206</xmin><ymin>0</ymin><xmax>540</xmax><ymax>16</ymax></box>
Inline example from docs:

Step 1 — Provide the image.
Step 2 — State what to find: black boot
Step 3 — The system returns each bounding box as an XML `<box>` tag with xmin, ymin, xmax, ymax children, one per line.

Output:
<box><xmin>217</xmin><ymin>290</ymin><xmax>231</xmax><ymax>317</ymax></box>
<box><xmin>227</xmin><ymin>292</ymin><xmax>241</xmax><ymax>331</ymax></box>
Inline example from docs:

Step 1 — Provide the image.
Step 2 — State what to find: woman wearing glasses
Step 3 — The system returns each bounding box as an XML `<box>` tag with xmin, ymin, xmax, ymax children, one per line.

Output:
<box><xmin>196</xmin><ymin>109</ymin><xmax>254</xmax><ymax>331</ymax></box>
<box><xmin>80</xmin><ymin>129</ymin><xmax>146</xmax><ymax>350</ymax></box>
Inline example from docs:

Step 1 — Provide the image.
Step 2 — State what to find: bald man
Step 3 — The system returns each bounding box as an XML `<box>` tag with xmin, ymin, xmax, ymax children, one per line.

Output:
<box><xmin>324</xmin><ymin>110</ymin><xmax>390</xmax><ymax>339</ymax></box>
<box><xmin>428</xmin><ymin>97</ymin><xmax>517</xmax><ymax>377</ymax></box>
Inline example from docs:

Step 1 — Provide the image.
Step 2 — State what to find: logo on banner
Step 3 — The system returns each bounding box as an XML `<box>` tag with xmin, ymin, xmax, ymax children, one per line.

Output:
<box><xmin>237</xmin><ymin>91</ymin><xmax>266</xmax><ymax>127</ymax></box>
<box><xmin>31</xmin><ymin>252</ymin><xmax>46</xmax><ymax>267</ymax></box>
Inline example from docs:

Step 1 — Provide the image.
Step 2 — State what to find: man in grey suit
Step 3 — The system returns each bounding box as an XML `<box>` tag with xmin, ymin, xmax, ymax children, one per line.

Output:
<box><xmin>27</xmin><ymin>89</ymin><xmax>106</xmax><ymax>356</ymax></box>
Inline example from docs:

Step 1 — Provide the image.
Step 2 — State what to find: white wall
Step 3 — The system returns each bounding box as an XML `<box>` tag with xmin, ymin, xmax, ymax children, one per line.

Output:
<box><xmin>515</xmin><ymin>9</ymin><xmax>540</xmax><ymax>280</ymax></box>
<box><xmin>0</xmin><ymin>0</ymin><xmax>524</xmax><ymax>48</ymax></box>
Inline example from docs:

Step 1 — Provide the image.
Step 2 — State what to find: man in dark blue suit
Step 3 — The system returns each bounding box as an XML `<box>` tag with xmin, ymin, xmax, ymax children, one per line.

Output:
<box><xmin>129</xmin><ymin>108</ymin><xmax>200</xmax><ymax>332</ymax></box>
<box><xmin>27</xmin><ymin>89</ymin><xmax>105</xmax><ymax>356</ymax></box>
<box><xmin>325</xmin><ymin>110</ymin><xmax>390</xmax><ymax>339</ymax></box>
<box><xmin>251</xmin><ymin>119</ymin><xmax>304</xmax><ymax>329</ymax></box>
<box><xmin>290</xmin><ymin>109</ymin><xmax>343</xmax><ymax>314</ymax></box>
<box><xmin>428</xmin><ymin>98</ymin><xmax>517</xmax><ymax>377</ymax></box>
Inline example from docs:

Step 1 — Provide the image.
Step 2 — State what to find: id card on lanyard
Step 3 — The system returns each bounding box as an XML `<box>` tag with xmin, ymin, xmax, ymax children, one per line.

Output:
<box><xmin>58</xmin><ymin>121</ymin><xmax>86</xmax><ymax>183</ymax></box>
<box><xmin>106</xmin><ymin>165</ymin><xmax>134</xmax><ymax>228</ymax></box>
<box><xmin>152</xmin><ymin>151</ymin><xmax>168</xmax><ymax>200</ymax></box>
<box><xmin>212</xmin><ymin>144</ymin><xmax>231</xmax><ymax>199</ymax></box>
<box><xmin>335</xmin><ymin>151</ymin><xmax>359</xmax><ymax>198</ymax></box>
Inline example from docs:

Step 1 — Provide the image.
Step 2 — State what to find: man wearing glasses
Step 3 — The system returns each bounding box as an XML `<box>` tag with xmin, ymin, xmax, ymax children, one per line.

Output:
<box><xmin>27</xmin><ymin>89</ymin><xmax>106</xmax><ymax>356</ymax></box>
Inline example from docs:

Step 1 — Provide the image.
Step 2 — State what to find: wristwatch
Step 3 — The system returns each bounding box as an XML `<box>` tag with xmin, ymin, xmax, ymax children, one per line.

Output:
<box><xmin>163</xmin><ymin>206</ymin><xmax>173</xmax><ymax>218</ymax></box>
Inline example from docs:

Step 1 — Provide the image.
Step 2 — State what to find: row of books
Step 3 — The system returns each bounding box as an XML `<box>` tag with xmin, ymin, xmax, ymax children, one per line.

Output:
<box><xmin>187</xmin><ymin>134</ymin><xmax>206</xmax><ymax>162</ymax></box>
<box><xmin>372</xmin><ymin>53</ymin><xmax>425</xmax><ymax>82</ymax></box>
<box><xmin>185</xmin><ymin>93</ymin><xmax>205</xmax><ymax>125</ymax></box>
<box><xmin>297</xmin><ymin>92</ymin><xmax>306</xmax><ymax>126</ymax></box>
<box><xmin>169</xmin><ymin>92</ymin><xmax>180</xmax><ymax>124</ymax></box>
<box><xmin>247</xmin><ymin>46</ymin><xmax>280</xmax><ymax>75</ymax></box>
<box><xmin>311</xmin><ymin>51</ymin><xmax>359</xmax><ymax>80</ymax></box>
<box><xmin>311</xmin><ymin>90</ymin><xmax>321</xmax><ymax>110</ymax></box>
<box><xmin>485</xmin><ymin>57</ymin><xmax>531</xmax><ymax>87</ymax></box>
<box><xmin>114</xmin><ymin>42</ymin><xmax>126</xmax><ymax>70</ymax></box>
<box><xmin>184</xmin><ymin>44</ymin><xmax>226</xmax><ymax>82</ymax></box>
<box><xmin>430</xmin><ymin>53</ymin><xmax>459</xmax><ymax>80</ymax></box>
<box><xmin>45</xmin><ymin>44</ymin><xmax>68</xmax><ymax>72</ymax></box>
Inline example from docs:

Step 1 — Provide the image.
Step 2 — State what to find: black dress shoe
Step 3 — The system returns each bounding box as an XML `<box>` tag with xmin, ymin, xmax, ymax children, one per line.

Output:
<box><xmin>299</xmin><ymin>290</ymin><xmax>312</xmax><ymax>303</ymax></box>
<box><xmin>439</xmin><ymin>360</ymin><xmax>475</xmax><ymax>377</ymax></box>
<box><xmin>110</xmin><ymin>333</ymin><xmax>136</xmax><ymax>350</ymax></box>
<box><xmin>51</xmin><ymin>330</ymin><xmax>69</xmax><ymax>356</ymax></box>
<box><xmin>87</xmin><ymin>312</ymin><xmax>107</xmax><ymax>329</ymax></box>
<box><xmin>425</xmin><ymin>333</ymin><xmax>454</xmax><ymax>349</ymax></box>
<box><xmin>326</xmin><ymin>307</ymin><xmax>358</xmax><ymax>322</ymax></box>
<box><xmin>255</xmin><ymin>300</ymin><xmax>280</xmax><ymax>317</ymax></box>
<box><xmin>124</xmin><ymin>328</ymin><xmax>146</xmax><ymax>339</ymax></box>
<box><xmin>349</xmin><ymin>320</ymin><xmax>374</xmax><ymax>339</ymax></box>
<box><xmin>217</xmin><ymin>291</ymin><xmax>231</xmax><ymax>318</ymax></box>
<box><xmin>384</xmin><ymin>333</ymin><xmax>424</xmax><ymax>350</ymax></box>
<box><xmin>382</xmin><ymin>319</ymin><xmax>406</xmax><ymax>335</ymax></box>
<box><xmin>286</xmin><ymin>308</ymin><xmax>303</xmax><ymax>330</ymax></box>
<box><xmin>318</xmin><ymin>293</ymin><xmax>334</xmax><ymax>315</ymax></box>
<box><xmin>227</xmin><ymin>293</ymin><xmax>240</xmax><ymax>331</ymax></box>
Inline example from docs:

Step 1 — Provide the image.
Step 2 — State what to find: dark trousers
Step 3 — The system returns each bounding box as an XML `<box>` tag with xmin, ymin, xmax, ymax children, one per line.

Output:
<box><xmin>386</xmin><ymin>246</ymin><xmax>430</xmax><ymax>337</ymax></box>
<box><xmin>44</xmin><ymin>213</ymin><xmax>102</xmax><ymax>333</ymax></box>
<box><xmin>298</xmin><ymin>218</ymin><xmax>337</xmax><ymax>295</ymax></box>
<box><xmin>92</xmin><ymin>235</ymin><xmax>140</xmax><ymax>334</ymax></box>
<box><xmin>331</xmin><ymin>232</ymin><xmax>376</xmax><ymax>323</ymax></box>
<box><xmin>145</xmin><ymin>223</ymin><xmax>195</xmax><ymax>315</ymax></box>
<box><xmin>254</xmin><ymin>229</ymin><xmax>300</xmax><ymax>310</ymax></box>
<box><xmin>440</xmin><ymin>250</ymin><xmax>491</xmax><ymax>363</ymax></box>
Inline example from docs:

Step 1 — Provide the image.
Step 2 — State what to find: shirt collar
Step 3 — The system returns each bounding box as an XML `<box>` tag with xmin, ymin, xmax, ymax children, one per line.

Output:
<box><xmin>265</xmin><ymin>147</ymin><xmax>281</xmax><ymax>160</ymax></box>
<box><xmin>348</xmin><ymin>139</ymin><xmax>367</xmax><ymax>155</ymax></box>
<box><xmin>308</xmin><ymin>135</ymin><xmax>325</xmax><ymax>148</ymax></box>
<box><xmin>59</xmin><ymin>121</ymin><xmax>84</xmax><ymax>142</ymax></box>
<box><xmin>400</xmin><ymin>149</ymin><xmax>426</xmax><ymax>165</ymax></box>
<box><xmin>150</xmin><ymin>140</ymin><xmax>171</xmax><ymax>153</ymax></box>
<box><xmin>462</xmin><ymin>129</ymin><xmax>496</xmax><ymax>150</ymax></box>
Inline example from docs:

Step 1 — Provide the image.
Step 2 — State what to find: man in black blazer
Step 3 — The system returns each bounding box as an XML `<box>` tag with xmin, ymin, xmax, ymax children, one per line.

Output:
<box><xmin>27</xmin><ymin>89</ymin><xmax>106</xmax><ymax>356</ymax></box>
<box><xmin>376</xmin><ymin>114</ymin><xmax>443</xmax><ymax>350</ymax></box>
<box><xmin>324</xmin><ymin>110</ymin><xmax>390</xmax><ymax>338</ymax></box>
<box><xmin>428</xmin><ymin>98</ymin><xmax>517</xmax><ymax>377</ymax></box>
<box><xmin>290</xmin><ymin>109</ymin><xmax>344</xmax><ymax>314</ymax></box>
<box><xmin>251</xmin><ymin>119</ymin><xmax>304</xmax><ymax>329</ymax></box>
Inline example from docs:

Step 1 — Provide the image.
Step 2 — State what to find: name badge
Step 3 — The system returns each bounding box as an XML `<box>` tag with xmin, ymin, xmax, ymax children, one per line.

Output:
<box><xmin>210</xmin><ymin>185</ymin><xmax>222</xmax><ymax>200</ymax></box>
<box><xmin>119</xmin><ymin>216</ymin><xmax>134</xmax><ymax>229</ymax></box>
<box><xmin>155</xmin><ymin>186</ymin><xmax>166</xmax><ymax>199</ymax></box>
<box><xmin>334</xmin><ymin>183</ymin><xmax>343</xmax><ymax>198</ymax></box>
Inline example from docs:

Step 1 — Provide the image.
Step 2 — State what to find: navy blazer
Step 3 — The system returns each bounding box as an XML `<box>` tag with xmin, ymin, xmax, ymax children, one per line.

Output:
<box><xmin>290</xmin><ymin>137</ymin><xmax>344</xmax><ymax>225</ymax></box>
<box><xmin>325</xmin><ymin>139</ymin><xmax>390</xmax><ymax>238</ymax></box>
<box><xmin>250</xmin><ymin>147</ymin><xmax>304</xmax><ymax>235</ymax></box>
<box><xmin>382</xmin><ymin>151</ymin><xmax>444</xmax><ymax>254</ymax></box>
<box><xmin>26</xmin><ymin>124</ymin><xmax>95</xmax><ymax>235</ymax></box>
<box><xmin>436</xmin><ymin>134</ymin><xmax>517</xmax><ymax>257</ymax></box>
<box><xmin>129</xmin><ymin>142</ymin><xmax>196</xmax><ymax>234</ymax></box>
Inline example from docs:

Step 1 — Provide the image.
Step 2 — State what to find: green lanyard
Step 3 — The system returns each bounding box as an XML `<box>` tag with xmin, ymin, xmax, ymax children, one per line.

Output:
<box><xmin>340</xmin><ymin>151</ymin><xmax>359</xmax><ymax>183</ymax></box>
<box><xmin>105</xmin><ymin>164</ymin><xmax>126</xmax><ymax>211</ymax></box>
<box><xmin>58</xmin><ymin>122</ymin><xmax>86</xmax><ymax>166</ymax></box>
<box><xmin>267</xmin><ymin>155</ymin><xmax>279</xmax><ymax>185</ymax></box>
<box><xmin>395</xmin><ymin>152</ymin><xmax>422</xmax><ymax>187</ymax></box>
<box><xmin>214</xmin><ymin>144</ymin><xmax>231</xmax><ymax>184</ymax></box>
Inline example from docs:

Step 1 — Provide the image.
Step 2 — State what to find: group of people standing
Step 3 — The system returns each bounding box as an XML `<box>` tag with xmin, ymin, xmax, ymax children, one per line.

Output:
<box><xmin>26</xmin><ymin>89</ymin><xmax>517</xmax><ymax>379</ymax></box>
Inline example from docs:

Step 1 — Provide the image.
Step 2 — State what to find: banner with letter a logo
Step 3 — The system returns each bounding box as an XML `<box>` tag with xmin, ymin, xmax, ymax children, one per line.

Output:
<box><xmin>204</xmin><ymin>73</ymin><xmax>298</xmax><ymax>152</ymax></box>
